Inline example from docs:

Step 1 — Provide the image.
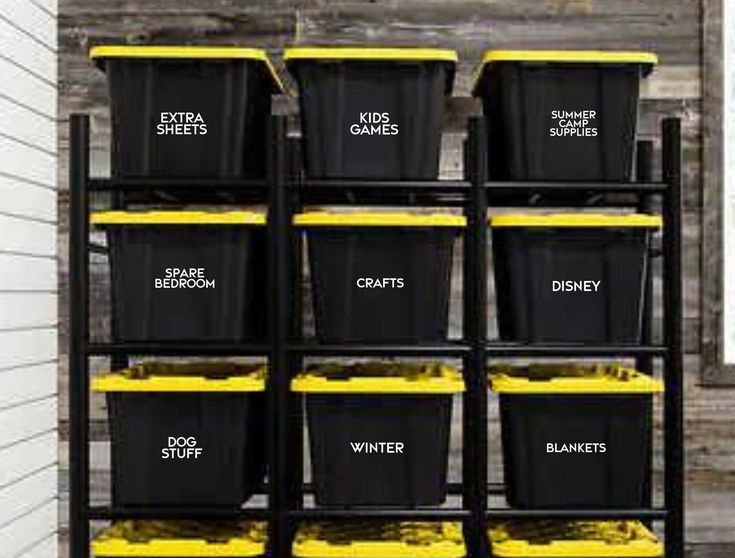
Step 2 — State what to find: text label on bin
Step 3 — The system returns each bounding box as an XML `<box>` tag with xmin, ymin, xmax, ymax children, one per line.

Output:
<box><xmin>356</xmin><ymin>277</ymin><xmax>404</xmax><ymax>288</ymax></box>
<box><xmin>550</xmin><ymin>110</ymin><xmax>598</xmax><ymax>137</ymax></box>
<box><xmin>162</xmin><ymin>436</ymin><xmax>203</xmax><ymax>459</ymax></box>
<box><xmin>552</xmin><ymin>280</ymin><xmax>601</xmax><ymax>292</ymax></box>
<box><xmin>155</xmin><ymin>268</ymin><xmax>215</xmax><ymax>289</ymax></box>
<box><xmin>351</xmin><ymin>442</ymin><xmax>405</xmax><ymax>453</ymax></box>
<box><xmin>350</xmin><ymin>112</ymin><xmax>399</xmax><ymax>136</ymax></box>
<box><xmin>157</xmin><ymin>112</ymin><xmax>207</xmax><ymax>135</ymax></box>
<box><xmin>547</xmin><ymin>442</ymin><xmax>607</xmax><ymax>453</ymax></box>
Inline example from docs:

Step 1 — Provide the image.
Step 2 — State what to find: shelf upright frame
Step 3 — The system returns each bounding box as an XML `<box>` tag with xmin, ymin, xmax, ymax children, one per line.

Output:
<box><xmin>662</xmin><ymin>117</ymin><xmax>685</xmax><ymax>558</ymax></box>
<box><xmin>69</xmin><ymin>113</ymin><xmax>91</xmax><ymax>558</ymax></box>
<box><xmin>463</xmin><ymin>116</ymin><xmax>490</xmax><ymax>558</ymax></box>
<box><xmin>67</xmin><ymin>114</ymin><xmax>684</xmax><ymax>558</ymax></box>
<box><xmin>267</xmin><ymin>115</ymin><xmax>292</xmax><ymax>558</ymax></box>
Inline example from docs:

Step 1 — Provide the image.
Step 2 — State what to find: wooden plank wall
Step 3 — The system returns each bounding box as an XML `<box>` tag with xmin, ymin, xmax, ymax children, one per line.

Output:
<box><xmin>1</xmin><ymin>0</ymin><xmax>60</xmax><ymax>556</ymax></box>
<box><xmin>57</xmin><ymin>0</ymin><xmax>735</xmax><ymax>480</ymax></box>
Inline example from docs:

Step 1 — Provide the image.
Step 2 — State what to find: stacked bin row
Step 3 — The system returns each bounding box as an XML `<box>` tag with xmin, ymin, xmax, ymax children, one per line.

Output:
<box><xmin>287</xmin><ymin>48</ymin><xmax>464</xmax><ymax>516</ymax></box>
<box><xmin>87</xmin><ymin>44</ymin><xmax>666</xmax><ymax>558</ymax></box>
<box><xmin>477</xmin><ymin>51</ymin><xmax>664</xmax><ymax>558</ymax></box>
<box><xmin>89</xmin><ymin>46</ymin><xmax>283</xmax><ymax>552</ymax></box>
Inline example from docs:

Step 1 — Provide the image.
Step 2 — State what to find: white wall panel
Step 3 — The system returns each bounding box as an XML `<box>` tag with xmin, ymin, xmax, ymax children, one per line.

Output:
<box><xmin>0</xmin><ymin>432</ymin><xmax>57</xmax><ymax>488</ymax></box>
<box><xmin>0</xmin><ymin>0</ymin><xmax>56</xmax><ymax>49</ymax></box>
<box><xmin>0</xmin><ymin>329</ymin><xmax>57</xmax><ymax>372</ymax></box>
<box><xmin>0</xmin><ymin>396</ymin><xmax>57</xmax><ymax>449</ymax></box>
<box><xmin>17</xmin><ymin>533</ymin><xmax>58</xmax><ymax>558</ymax></box>
<box><xmin>0</xmin><ymin>293</ymin><xmax>57</xmax><ymax>330</ymax></box>
<box><xmin>0</xmin><ymin>466</ymin><xmax>57</xmax><ymax>526</ymax></box>
<box><xmin>0</xmin><ymin>362</ymin><xmax>57</xmax><ymax>409</ymax></box>
<box><xmin>0</xmin><ymin>214</ymin><xmax>57</xmax><ymax>256</ymax></box>
<box><xmin>0</xmin><ymin>254</ymin><xmax>57</xmax><ymax>291</ymax></box>
<box><xmin>0</xmin><ymin>57</ymin><xmax>56</xmax><ymax>118</ymax></box>
<box><xmin>0</xmin><ymin>137</ymin><xmax>56</xmax><ymax>189</ymax></box>
<box><xmin>0</xmin><ymin>500</ymin><xmax>57</xmax><ymax>557</ymax></box>
<box><xmin>0</xmin><ymin>95</ymin><xmax>56</xmax><ymax>153</ymax></box>
<box><xmin>0</xmin><ymin>18</ymin><xmax>55</xmax><ymax>79</ymax></box>
<box><xmin>2</xmin><ymin>0</ymin><xmax>67</xmax><ymax>554</ymax></box>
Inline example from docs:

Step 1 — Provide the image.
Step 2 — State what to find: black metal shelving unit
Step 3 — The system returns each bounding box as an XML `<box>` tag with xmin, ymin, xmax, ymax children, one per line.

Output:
<box><xmin>68</xmin><ymin>113</ymin><xmax>683</xmax><ymax>558</ymax></box>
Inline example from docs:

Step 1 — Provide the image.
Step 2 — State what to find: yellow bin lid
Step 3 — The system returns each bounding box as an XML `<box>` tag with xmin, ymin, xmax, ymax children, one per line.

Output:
<box><xmin>293</xmin><ymin>521</ymin><xmax>466</xmax><ymax>558</ymax></box>
<box><xmin>292</xmin><ymin>362</ymin><xmax>465</xmax><ymax>394</ymax></box>
<box><xmin>489</xmin><ymin>363</ymin><xmax>663</xmax><ymax>394</ymax></box>
<box><xmin>92</xmin><ymin>362</ymin><xmax>267</xmax><ymax>393</ymax></box>
<box><xmin>284</xmin><ymin>47</ymin><xmax>457</xmax><ymax>93</ymax></box>
<box><xmin>90</xmin><ymin>45</ymin><xmax>284</xmax><ymax>92</ymax></box>
<box><xmin>489</xmin><ymin>213</ymin><xmax>662</xmax><ymax>229</ymax></box>
<box><xmin>91</xmin><ymin>210</ymin><xmax>267</xmax><ymax>226</ymax></box>
<box><xmin>488</xmin><ymin>520</ymin><xmax>663</xmax><ymax>557</ymax></box>
<box><xmin>472</xmin><ymin>50</ymin><xmax>658</xmax><ymax>94</ymax></box>
<box><xmin>295</xmin><ymin>211</ymin><xmax>466</xmax><ymax>228</ymax></box>
<box><xmin>284</xmin><ymin>47</ymin><xmax>458</xmax><ymax>63</ymax></box>
<box><xmin>93</xmin><ymin>520</ymin><xmax>266</xmax><ymax>557</ymax></box>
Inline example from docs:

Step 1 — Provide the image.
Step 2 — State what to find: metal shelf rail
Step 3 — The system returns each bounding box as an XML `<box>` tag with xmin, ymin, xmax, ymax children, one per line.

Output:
<box><xmin>68</xmin><ymin>114</ymin><xmax>683</xmax><ymax>558</ymax></box>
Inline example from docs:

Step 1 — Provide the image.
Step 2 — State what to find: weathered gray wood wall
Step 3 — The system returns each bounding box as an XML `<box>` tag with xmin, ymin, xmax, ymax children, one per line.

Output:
<box><xmin>57</xmin><ymin>0</ymin><xmax>735</xmax><ymax>483</ymax></box>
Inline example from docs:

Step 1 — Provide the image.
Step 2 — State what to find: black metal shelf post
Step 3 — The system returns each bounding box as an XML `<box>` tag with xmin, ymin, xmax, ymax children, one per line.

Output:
<box><xmin>68</xmin><ymin>113</ymin><xmax>684</xmax><ymax>558</ymax></box>
<box><xmin>464</xmin><ymin>117</ymin><xmax>489</xmax><ymax>558</ymax></box>
<box><xmin>69</xmin><ymin>114</ymin><xmax>90</xmax><ymax>558</ymax></box>
<box><xmin>267</xmin><ymin>116</ymin><xmax>292</xmax><ymax>558</ymax></box>
<box><xmin>662</xmin><ymin>118</ymin><xmax>685</xmax><ymax>558</ymax></box>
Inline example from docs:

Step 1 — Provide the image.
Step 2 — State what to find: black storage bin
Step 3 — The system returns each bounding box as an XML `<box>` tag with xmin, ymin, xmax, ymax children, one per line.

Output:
<box><xmin>293</xmin><ymin>521</ymin><xmax>466</xmax><ymax>558</ymax></box>
<box><xmin>296</xmin><ymin>212</ymin><xmax>464</xmax><ymax>343</ymax></box>
<box><xmin>490</xmin><ymin>213</ymin><xmax>661</xmax><ymax>343</ymax></box>
<box><xmin>91</xmin><ymin>46</ymin><xmax>283</xmax><ymax>182</ymax></box>
<box><xmin>92</xmin><ymin>362</ymin><xmax>267</xmax><ymax>509</ymax></box>
<box><xmin>292</xmin><ymin>362</ymin><xmax>465</xmax><ymax>507</ymax></box>
<box><xmin>93</xmin><ymin>519</ymin><xmax>267</xmax><ymax>557</ymax></box>
<box><xmin>488</xmin><ymin>520</ymin><xmax>663</xmax><ymax>558</ymax></box>
<box><xmin>473</xmin><ymin>50</ymin><xmax>657</xmax><ymax>182</ymax></box>
<box><xmin>489</xmin><ymin>364</ymin><xmax>663</xmax><ymax>510</ymax></box>
<box><xmin>92</xmin><ymin>210</ymin><xmax>267</xmax><ymax>342</ymax></box>
<box><xmin>285</xmin><ymin>47</ymin><xmax>456</xmax><ymax>179</ymax></box>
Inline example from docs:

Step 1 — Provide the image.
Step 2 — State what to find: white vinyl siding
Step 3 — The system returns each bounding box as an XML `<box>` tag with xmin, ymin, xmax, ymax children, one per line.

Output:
<box><xmin>724</xmin><ymin>0</ymin><xmax>735</xmax><ymax>363</ymax></box>
<box><xmin>0</xmin><ymin>0</ymin><xmax>58</xmax><ymax>555</ymax></box>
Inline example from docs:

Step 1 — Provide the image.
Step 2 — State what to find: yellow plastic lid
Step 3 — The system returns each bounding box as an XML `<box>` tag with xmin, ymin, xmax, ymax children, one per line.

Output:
<box><xmin>284</xmin><ymin>48</ymin><xmax>457</xmax><ymax>93</ymax></box>
<box><xmin>489</xmin><ymin>213</ymin><xmax>662</xmax><ymax>229</ymax></box>
<box><xmin>295</xmin><ymin>212</ymin><xmax>466</xmax><ymax>228</ymax></box>
<box><xmin>489</xmin><ymin>363</ymin><xmax>664</xmax><ymax>394</ymax></box>
<box><xmin>480</xmin><ymin>50</ymin><xmax>658</xmax><ymax>66</ymax></box>
<box><xmin>89</xmin><ymin>45</ymin><xmax>284</xmax><ymax>92</ymax></box>
<box><xmin>291</xmin><ymin>362</ymin><xmax>465</xmax><ymax>394</ymax></box>
<box><xmin>293</xmin><ymin>522</ymin><xmax>466</xmax><ymax>558</ymax></box>
<box><xmin>472</xmin><ymin>50</ymin><xmax>657</xmax><ymax>93</ymax></box>
<box><xmin>284</xmin><ymin>47</ymin><xmax>458</xmax><ymax>63</ymax></box>
<box><xmin>93</xmin><ymin>520</ymin><xmax>266</xmax><ymax>557</ymax></box>
<box><xmin>488</xmin><ymin>520</ymin><xmax>663</xmax><ymax>557</ymax></box>
<box><xmin>91</xmin><ymin>210</ymin><xmax>267</xmax><ymax>226</ymax></box>
<box><xmin>92</xmin><ymin>362</ymin><xmax>266</xmax><ymax>393</ymax></box>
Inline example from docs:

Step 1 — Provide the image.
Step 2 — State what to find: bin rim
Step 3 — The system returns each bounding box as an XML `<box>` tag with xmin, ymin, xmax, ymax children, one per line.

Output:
<box><xmin>471</xmin><ymin>49</ymin><xmax>657</xmax><ymax>94</ymax></box>
<box><xmin>292</xmin><ymin>362</ymin><xmax>465</xmax><ymax>394</ymax></box>
<box><xmin>292</xmin><ymin>521</ymin><xmax>466</xmax><ymax>558</ymax></box>
<box><xmin>294</xmin><ymin>211</ymin><xmax>466</xmax><ymax>228</ymax></box>
<box><xmin>487</xmin><ymin>520</ymin><xmax>663</xmax><ymax>557</ymax></box>
<box><xmin>92</xmin><ymin>362</ymin><xmax>267</xmax><ymax>393</ymax></box>
<box><xmin>92</xmin><ymin>520</ymin><xmax>266</xmax><ymax>557</ymax></box>
<box><xmin>489</xmin><ymin>213</ymin><xmax>662</xmax><ymax>229</ymax></box>
<box><xmin>284</xmin><ymin>47</ymin><xmax>457</xmax><ymax>93</ymax></box>
<box><xmin>488</xmin><ymin>363</ymin><xmax>664</xmax><ymax>394</ymax></box>
<box><xmin>480</xmin><ymin>50</ymin><xmax>658</xmax><ymax>66</ymax></box>
<box><xmin>91</xmin><ymin>210</ymin><xmax>267</xmax><ymax>226</ymax></box>
<box><xmin>89</xmin><ymin>45</ymin><xmax>285</xmax><ymax>92</ymax></box>
<box><xmin>284</xmin><ymin>47</ymin><xmax>458</xmax><ymax>63</ymax></box>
